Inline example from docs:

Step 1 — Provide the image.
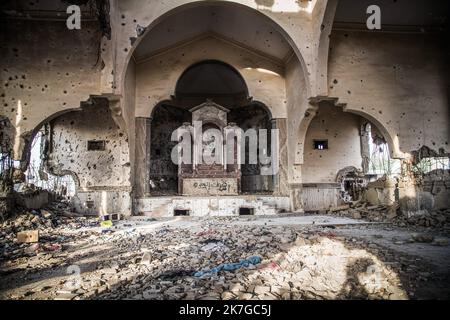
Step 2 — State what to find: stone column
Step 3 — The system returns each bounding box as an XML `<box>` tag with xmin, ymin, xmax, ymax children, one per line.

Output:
<box><xmin>271</xmin><ymin>118</ymin><xmax>289</xmax><ymax>196</ymax></box>
<box><xmin>134</xmin><ymin>117</ymin><xmax>152</xmax><ymax>198</ymax></box>
<box><xmin>398</xmin><ymin>158</ymin><xmax>420</xmax><ymax>215</ymax></box>
<box><xmin>360</xmin><ymin>122</ymin><xmax>371</xmax><ymax>174</ymax></box>
<box><xmin>289</xmin><ymin>183</ymin><xmax>304</xmax><ymax>213</ymax></box>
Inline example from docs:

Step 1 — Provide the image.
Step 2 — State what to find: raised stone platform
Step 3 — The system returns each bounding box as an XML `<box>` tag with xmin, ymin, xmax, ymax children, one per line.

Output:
<box><xmin>134</xmin><ymin>195</ymin><xmax>290</xmax><ymax>217</ymax></box>
<box><xmin>182</xmin><ymin>178</ymin><xmax>238</xmax><ymax>196</ymax></box>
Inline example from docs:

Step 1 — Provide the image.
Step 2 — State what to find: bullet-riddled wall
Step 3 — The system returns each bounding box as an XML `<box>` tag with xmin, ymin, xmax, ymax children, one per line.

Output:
<box><xmin>46</xmin><ymin>99</ymin><xmax>131</xmax><ymax>215</ymax></box>
<box><xmin>302</xmin><ymin>102</ymin><xmax>363</xmax><ymax>184</ymax></box>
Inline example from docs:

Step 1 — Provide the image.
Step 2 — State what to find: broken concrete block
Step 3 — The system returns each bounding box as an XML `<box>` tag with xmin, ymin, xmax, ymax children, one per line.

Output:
<box><xmin>351</xmin><ymin>211</ymin><xmax>362</xmax><ymax>219</ymax></box>
<box><xmin>101</xmin><ymin>214</ymin><xmax>122</xmax><ymax>222</ymax></box>
<box><xmin>55</xmin><ymin>291</ymin><xmax>79</xmax><ymax>300</ymax></box>
<box><xmin>41</xmin><ymin>210</ymin><xmax>53</xmax><ymax>219</ymax></box>
<box><xmin>140</xmin><ymin>252</ymin><xmax>152</xmax><ymax>265</ymax></box>
<box><xmin>329</xmin><ymin>204</ymin><xmax>350</xmax><ymax>212</ymax></box>
<box><xmin>386</xmin><ymin>204</ymin><xmax>399</xmax><ymax>220</ymax></box>
<box><xmin>17</xmin><ymin>230</ymin><xmax>39</xmax><ymax>243</ymax></box>
<box><xmin>411</xmin><ymin>233</ymin><xmax>434</xmax><ymax>243</ymax></box>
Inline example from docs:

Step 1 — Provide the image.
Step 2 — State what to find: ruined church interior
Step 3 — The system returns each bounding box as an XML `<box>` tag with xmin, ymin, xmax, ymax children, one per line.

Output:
<box><xmin>0</xmin><ymin>0</ymin><xmax>450</xmax><ymax>303</ymax></box>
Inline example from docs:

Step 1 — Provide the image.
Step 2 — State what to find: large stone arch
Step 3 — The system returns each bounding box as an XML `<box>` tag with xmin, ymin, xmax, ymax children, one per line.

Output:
<box><xmin>18</xmin><ymin>108</ymin><xmax>82</xmax><ymax>171</ymax></box>
<box><xmin>294</xmin><ymin>99</ymin><xmax>407</xmax><ymax>169</ymax></box>
<box><xmin>114</xmin><ymin>0</ymin><xmax>317</xmax><ymax>100</ymax></box>
<box><xmin>343</xmin><ymin>105</ymin><xmax>407</xmax><ymax>160</ymax></box>
<box><xmin>315</xmin><ymin>0</ymin><xmax>338</xmax><ymax>96</ymax></box>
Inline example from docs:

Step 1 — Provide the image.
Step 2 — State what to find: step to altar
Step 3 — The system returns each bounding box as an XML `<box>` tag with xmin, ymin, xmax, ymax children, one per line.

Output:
<box><xmin>134</xmin><ymin>195</ymin><xmax>290</xmax><ymax>217</ymax></box>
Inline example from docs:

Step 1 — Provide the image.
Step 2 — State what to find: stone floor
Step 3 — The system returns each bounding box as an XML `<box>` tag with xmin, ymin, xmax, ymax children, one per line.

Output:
<box><xmin>1</xmin><ymin>213</ymin><xmax>450</xmax><ymax>300</ymax></box>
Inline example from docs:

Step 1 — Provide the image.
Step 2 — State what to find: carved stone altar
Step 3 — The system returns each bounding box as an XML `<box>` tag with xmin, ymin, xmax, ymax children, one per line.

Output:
<box><xmin>175</xmin><ymin>100</ymin><xmax>241</xmax><ymax>196</ymax></box>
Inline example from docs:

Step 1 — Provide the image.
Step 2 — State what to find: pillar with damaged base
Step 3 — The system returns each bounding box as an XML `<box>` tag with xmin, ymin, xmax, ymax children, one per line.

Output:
<box><xmin>288</xmin><ymin>163</ymin><xmax>304</xmax><ymax>212</ymax></box>
<box><xmin>134</xmin><ymin>117</ymin><xmax>152</xmax><ymax>197</ymax></box>
<box><xmin>271</xmin><ymin>118</ymin><xmax>289</xmax><ymax>196</ymax></box>
<box><xmin>398</xmin><ymin>158</ymin><xmax>420</xmax><ymax>215</ymax></box>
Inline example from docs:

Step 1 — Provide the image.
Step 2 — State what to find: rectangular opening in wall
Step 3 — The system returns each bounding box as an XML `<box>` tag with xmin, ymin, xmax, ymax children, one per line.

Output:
<box><xmin>85</xmin><ymin>200</ymin><xmax>94</xmax><ymax>208</ymax></box>
<box><xmin>174</xmin><ymin>209</ymin><xmax>190</xmax><ymax>216</ymax></box>
<box><xmin>239</xmin><ymin>207</ymin><xmax>255</xmax><ymax>215</ymax></box>
<box><xmin>87</xmin><ymin>140</ymin><xmax>106</xmax><ymax>151</ymax></box>
<box><xmin>314</xmin><ymin>140</ymin><xmax>328</xmax><ymax>150</ymax></box>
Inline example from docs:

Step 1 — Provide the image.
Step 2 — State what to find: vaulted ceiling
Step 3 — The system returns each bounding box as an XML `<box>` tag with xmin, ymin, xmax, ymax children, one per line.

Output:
<box><xmin>133</xmin><ymin>4</ymin><xmax>293</xmax><ymax>63</ymax></box>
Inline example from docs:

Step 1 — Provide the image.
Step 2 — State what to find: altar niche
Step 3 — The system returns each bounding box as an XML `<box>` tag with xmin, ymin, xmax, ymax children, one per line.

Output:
<box><xmin>148</xmin><ymin>60</ymin><xmax>276</xmax><ymax>197</ymax></box>
<box><xmin>175</xmin><ymin>101</ymin><xmax>241</xmax><ymax>196</ymax></box>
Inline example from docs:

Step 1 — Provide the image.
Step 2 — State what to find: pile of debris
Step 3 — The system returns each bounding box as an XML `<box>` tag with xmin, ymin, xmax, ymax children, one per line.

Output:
<box><xmin>70</xmin><ymin>222</ymin><xmax>431</xmax><ymax>300</ymax></box>
<box><xmin>0</xmin><ymin>202</ymin><xmax>98</xmax><ymax>262</ymax></box>
<box><xmin>2</xmin><ymin>215</ymin><xmax>441</xmax><ymax>300</ymax></box>
<box><xmin>328</xmin><ymin>203</ymin><xmax>450</xmax><ymax>231</ymax></box>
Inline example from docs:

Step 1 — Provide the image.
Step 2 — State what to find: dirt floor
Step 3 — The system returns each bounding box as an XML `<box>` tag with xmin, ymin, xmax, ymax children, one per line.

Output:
<box><xmin>1</xmin><ymin>211</ymin><xmax>449</xmax><ymax>300</ymax></box>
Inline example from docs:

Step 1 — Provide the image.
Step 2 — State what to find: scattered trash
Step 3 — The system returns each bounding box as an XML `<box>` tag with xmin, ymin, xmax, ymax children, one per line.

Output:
<box><xmin>200</xmin><ymin>242</ymin><xmax>229</xmax><ymax>253</ymax></box>
<box><xmin>158</xmin><ymin>269</ymin><xmax>196</xmax><ymax>280</ymax></box>
<box><xmin>197</xmin><ymin>229</ymin><xmax>216</xmax><ymax>237</ymax></box>
<box><xmin>43</xmin><ymin>243</ymin><xmax>62</xmax><ymax>252</ymax></box>
<box><xmin>24</xmin><ymin>243</ymin><xmax>40</xmax><ymax>254</ymax></box>
<box><xmin>100</xmin><ymin>220</ymin><xmax>113</xmax><ymax>228</ymax></box>
<box><xmin>257</xmin><ymin>261</ymin><xmax>280</xmax><ymax>270</ymax></box>
<box><xmin>194</xmin><ymin>255</ymin><xmax>262</xmax><ymax>277</ymax></box>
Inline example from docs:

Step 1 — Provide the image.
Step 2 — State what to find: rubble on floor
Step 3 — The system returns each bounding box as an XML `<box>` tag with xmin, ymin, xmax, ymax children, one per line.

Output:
<box><xmin>0</xmin><ymin>202</ymin><xmax>97</xmax><ymax>261</ymax></box>
<box><xmin>326</xmin><ymin>203</ymin><xmax>450</xmax><ymax>232</ymax></box>
<box><xmin>1</xmin><ymin>206</ymin><xmax>449</xmax><ymax>300</ymax></box>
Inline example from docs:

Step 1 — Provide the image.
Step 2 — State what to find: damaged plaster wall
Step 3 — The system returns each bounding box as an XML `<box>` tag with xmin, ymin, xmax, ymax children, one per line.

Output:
<box><xmin>48</xmin><ymin>100</ymin><xmax>130</xmax><ymax>188</ymax></box>
<box><xmin>285</xmin><ymin>55</ymin><xmax>309</xmax><ymax>212</ymax></box>
<box><xmin>302</xmin><ymin>102</ymin><xmax>363</xmax><ymax>184</ymax></box>
<box><xmin>328</xmin><ymin>30</ymin><xmax>450</xmax><ymax>214</ymax></box>
<box><xmin>300</xmin><ymin>102</ymin><xmax>365</xmax><ymax>211</ymax></box>
<box><xmin>420</xmin><ymin>170</ymin><xmax>450</xmax><ymax>210</ymax></box>
<box><xmin>328</xmin><ymin>31</ymin><xmax>449</xmax><ymax>155</ymax></box>
<box><xmin>0</xmin><ymin>18</ymin><xmax>103</xmax><ymax>160</ymax></box>
<box><xmin>46</xmin><ymin>99</ymin><xmax>131</xmax><ymax>215</ymax></box>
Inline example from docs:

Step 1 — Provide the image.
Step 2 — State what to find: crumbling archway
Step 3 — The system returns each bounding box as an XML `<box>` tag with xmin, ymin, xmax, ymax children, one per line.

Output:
<box><xmin>294</xmin><ymin>100</ymin><xmax>406</xmax><ymax>168</ymax></box>
<box><xmin>118</xmin><ymin>0</ymin><xmax>313</xmax><ymax>99</ymax></box>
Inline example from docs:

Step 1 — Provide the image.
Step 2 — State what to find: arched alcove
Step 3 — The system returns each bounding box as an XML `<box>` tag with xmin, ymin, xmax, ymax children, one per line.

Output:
<box><xmin>175</xmin><ymin>60</ymin><xmax>249</xmax><ymax>108</ymax></box>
